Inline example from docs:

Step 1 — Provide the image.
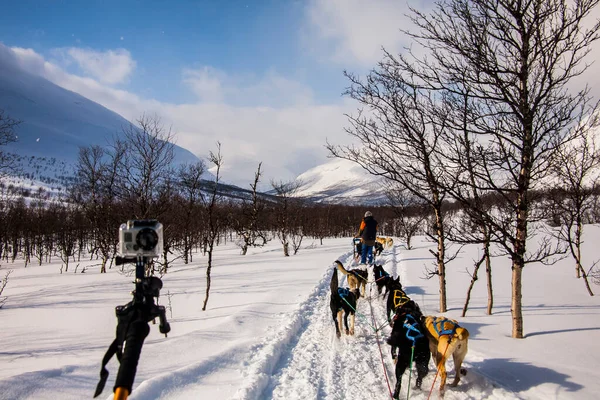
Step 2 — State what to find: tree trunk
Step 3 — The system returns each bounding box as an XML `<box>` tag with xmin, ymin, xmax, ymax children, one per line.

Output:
<box><xmin>511</xmin><ymin>257</ymin><xmax>524</xmax><ymax>338</ymax></box>
<box><xmin>462</xmin><ymin>252</ymin><xmax>485</xmax><ymax>317</ymax></box>
<box><xmin>575</xmin><ymin>218</ymin><xmax>594</xmax><ymax>296</ymax></box>
<box><xmin>576</xmin><ymin>218</ymin><xmax>582</xmax><ymax>278</ymax></box>
<box><xmin>512</xmin><ymin>192</ymin><xmax>528</xmax><ymax>338</ymax></box>
<box><xmin>202</xmin><ymin>244</ymin><xmax>213</xmax><ymax>311</ymax></box>
<box><xmin>283</xmin><ymin>242</ymin><xmax>289</xmax><ymax>257</ymax></box>
<box><xmin>485</xmin><ymin>237</ymin><xmax>494</xmax><ymax>315</ymax></box>
<box><xmin>435</xmin><ymin>208</ymin><xmax>446</xmax><ymax>312</ymax></box>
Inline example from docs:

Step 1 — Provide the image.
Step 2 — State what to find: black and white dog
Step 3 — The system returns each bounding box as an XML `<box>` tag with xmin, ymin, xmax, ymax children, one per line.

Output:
<box><xmin>330</xmin><ymin>267</ymin><xmax>359</xmax><ymax>338</ymax></box>
<box><xmin>387</xmin><ymin>300</ymin><xmax>430</xmax><ymax>399</ymax></box>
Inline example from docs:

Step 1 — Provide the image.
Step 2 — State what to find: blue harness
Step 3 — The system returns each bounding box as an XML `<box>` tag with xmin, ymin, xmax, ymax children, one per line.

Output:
<box><xmin>375</xmin><ymin>269</ymin><xmax>389</xmax><ymax>280</ymax></box>
<box><xmin>403</xmin><ymin>314</ymin><xmax>424</xmax><ymax>344</ymax></box>
<box><xmin>433</xmin><ymin>317</ymin><xmax>457</xmax><ymax>336</ymax></box>
<box><xmin>337</xmin><ymin>287</ymin><xmax>352</xmax><ymax>310</ymax></box>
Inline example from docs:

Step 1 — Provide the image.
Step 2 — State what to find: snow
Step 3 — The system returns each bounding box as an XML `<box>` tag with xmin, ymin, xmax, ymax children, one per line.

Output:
<box><xmin>1</xmin><ymin>227</ymin><xmax>599</xmax><ymax>400</ymax></box>
<box><xmin>293</xmin><ymin>158</ymin><xmax>386</xmax><ymax>203</ymax></box>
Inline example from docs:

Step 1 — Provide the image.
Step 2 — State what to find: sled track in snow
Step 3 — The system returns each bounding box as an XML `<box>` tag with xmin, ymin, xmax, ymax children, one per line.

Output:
<box><xmin>233</xmin><ymin>250</ymin><xmax>397</xmax><ymax>400</ymax></box>
<box><xmin>232</xmin><ymin>244</ymin><xmax>520</xmax><ymax>400</ymax></box>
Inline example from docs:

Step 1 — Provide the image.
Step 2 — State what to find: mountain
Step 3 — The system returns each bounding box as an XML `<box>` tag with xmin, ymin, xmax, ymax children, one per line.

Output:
<box><xmin>292</xmin><ymin>157</ymin><xmax>388</xmax><ymax>205</ymax></box>
<box><xmin>0</xmin><ymin>45</ymin><xmax>201</xmax><ymax>193</ymax></box>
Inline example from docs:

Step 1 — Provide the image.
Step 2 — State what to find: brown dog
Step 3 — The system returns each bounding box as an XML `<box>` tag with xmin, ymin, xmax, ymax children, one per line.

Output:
<box><xmin>334</xmin><ymin>260</ymin><xmax>368</xmax><ymax>298</ymax></box>
<box><xmin>423</xmin><ymin>316</ymin><xmax>469</xmax><ymax>393</ymax></box>
<box><xmin>385</xmin><ymin>237</ymin><xmax>394</xmax><ymax>249</ymax></box>
<box><xmin>376</xmin><ymin>236</ymin><xmax>394</xmax><ymax>249</ymax></box>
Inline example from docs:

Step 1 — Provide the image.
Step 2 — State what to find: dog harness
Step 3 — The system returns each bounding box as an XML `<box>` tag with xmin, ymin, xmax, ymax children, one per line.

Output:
<box><xmin>403</xmin><ymin>314</ymin><xmax>424</xmax><ymax>343</ymax></box>
<box><xmin>337</xmin><ymin>287</ymin><xmax>353</xmax><ymax>311</ymax></box>
<box><xmin>432</xmin><ymin>317</ymin><xmax>458</xmax><ymax>336</ymax></box>
<box><xmin>374</xmin><ymin>268</ymin><xmax>389</xmax><ymax>280</ymax></box>
<box><xmin>393</xmin><ymin>289</ymin><xmax>411</xmax><ymax>309</ymax></box>
<box><xmin>350</xmin><ymin>269</ymin><xmax>368</xmax><ymax>281</ymax></box>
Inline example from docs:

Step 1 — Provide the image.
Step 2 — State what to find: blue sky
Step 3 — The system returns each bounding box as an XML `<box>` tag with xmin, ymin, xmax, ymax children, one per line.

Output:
<box><xmin>9</xmin><ymin>0</ymin><xmax>553</xmax><ymax>187</ymax></box>
<box><xmin>0</xmin><ymin>0</ymin><xmax>345</xmax><ymax>104</ymax></box>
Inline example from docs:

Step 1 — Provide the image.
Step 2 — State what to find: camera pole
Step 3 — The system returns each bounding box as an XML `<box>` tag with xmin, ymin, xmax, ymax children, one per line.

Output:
<box><xmin>94</xmin><ymin>256</ymin><xmax>170</xmax><ymax>399</ymax></box>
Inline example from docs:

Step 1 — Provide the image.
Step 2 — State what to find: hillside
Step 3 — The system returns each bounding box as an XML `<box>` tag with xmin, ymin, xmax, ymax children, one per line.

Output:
<box><xmin>0</xmin><ymin>45</ymin><xmax>200</xmax><ymax>192</ymax></box>
<box><xmin>293</xmin><ymin>158</ymin><xmax>388</xmax><ymax>205</ymax></box>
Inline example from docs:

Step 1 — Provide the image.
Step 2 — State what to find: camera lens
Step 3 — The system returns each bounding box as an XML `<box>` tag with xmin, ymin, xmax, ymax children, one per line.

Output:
<box><xmin>136</xmin><ymin>228</ymin><xmax>159</xmax><ymax>251</ymax></box>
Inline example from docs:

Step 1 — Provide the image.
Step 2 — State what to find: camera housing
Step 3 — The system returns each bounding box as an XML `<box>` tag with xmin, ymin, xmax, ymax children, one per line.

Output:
<box><xmin>118</xmin><ymin>220</ymin><xmax>163</xmax><ymax>258</ymax></box>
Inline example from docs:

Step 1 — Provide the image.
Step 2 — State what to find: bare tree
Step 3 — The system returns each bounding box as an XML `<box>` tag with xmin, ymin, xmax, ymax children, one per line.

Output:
<box><xmin>72</xmin><ymin>143</ymin><xmax>126</xmax><ymax>273</ymax></box>
<box><xmin>384</xmin><ymin>183</ymin><xmax>428</xmax><ymax>250</ymax></box>
<box><xmin>328</xmin><ymin>65</ymin><xmax>453</xmax><ymax>312</ymax></box>
<box><xmin>0</xmin><ymin>109</ymin><xmax>20</xmax><ymax>177</ymax></box>
<box><xmin>549</xmin><ymin>112</ymin><xmax>600</xmax><ymax>295</ymax></box>
<box><xmin>0</xmin><ymin>269</ymin><xmax>12</xmax><ymax>308</ymax></box>
<box><xmin>438</xmin><ymin>90</ymin><xmax>497</xmax><ymax>316</ymax></box>
<box><xmin>176</xmin><ymin>161</ymin><xmax>206</xmax><ymax>263</ymax></box>
<box><xmin>121</xmin><ymin>114</ymin><xmax>175</xmax><ymax>219</ymax></box>
<box><xmin>234</xmin><ymin>163</ymin><xmax>268</xmax><ymax>255</ymax></box>
<box><xmin>271</xmin><ymin>180</ymin><xmax>301</xmax><ymax>257</ymax></box>
<box><xmin>289</xmin><ymin>198</ymin><xmax>308</xmax><ymax>255</ymax></box>
<box><xmin>399</xmin><ymin>0</ymin><xmax>600</xmax><ymax>338</ymax></box>
<box><xmin>202</xmin><ymin>143</ymin><xmax>223</xmax><ymax>311</ymax></box>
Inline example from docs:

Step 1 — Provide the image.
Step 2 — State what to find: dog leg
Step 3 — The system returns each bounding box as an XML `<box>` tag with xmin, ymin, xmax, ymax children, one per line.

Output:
<box><xmin>343</xmin><ymin>311</ymin><xmax>350</xmax><ymax>335</ymax></box>
<box><xmin>393</xmin><ymin>358</ymin><xmax>409</xmax><ymax>400</ymax></box>
<box><xmin>337</xmin><ymin>311</ymin><xmax>344</xmax><ymax>337</ymax></box>
<box><xmin>415</xmin><ymin>357</ymin><xmax>429</xmax><ymax>389</ymax></box>
<box><xmin>435</xmin><ymin>350</ymin><xmax>447</xmax><ymax>393</ymax></box>
<box><xmin>349</xmin><ymin>313</ymin><xmax>355</xmax><ymax>335</ymax></box>
<box><xmin>450</xmin><ymin>341</ymin><xmax>468</xmax><ymax>387</ymax></box>
<box><xmin>392</xmin><ymin>364</ymin><xmax>402</xmax><ymax>399</ymax></box>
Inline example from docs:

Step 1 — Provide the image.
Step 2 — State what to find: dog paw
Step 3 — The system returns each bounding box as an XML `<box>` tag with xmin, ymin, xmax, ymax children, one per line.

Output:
<box><xmin>460</xmin><ymin>368</ymin><xmax>467</xmax><ymax>376</ymax></box>
<box><xmin>345</xmin><ymin>329</ymin><xmax>350</xmax><ymax>335</ymax></box>
<box><xmin>349</xmin><ymin>329</ymin><xmax>355</xmax><ymax>335</ymax></box>
<box><xmin>336</xmin><ymin>331</ymin><xmax>341</xmax><ymax>338</ymax></box>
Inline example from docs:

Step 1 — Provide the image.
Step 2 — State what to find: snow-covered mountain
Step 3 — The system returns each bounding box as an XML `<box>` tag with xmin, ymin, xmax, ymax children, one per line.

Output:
<box><xmin>293</xmin><ymin>158</ymin><xmax>388</xmax><ymax>205</ymax></box>
<box><xmin>0</xmin><ymin>45</ymin><xmax>200</xmax><ymax>192</ymax></box>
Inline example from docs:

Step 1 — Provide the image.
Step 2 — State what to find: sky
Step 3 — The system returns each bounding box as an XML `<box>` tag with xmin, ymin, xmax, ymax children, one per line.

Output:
<box><xmin>0</xmin><ymin>0</ymin><xmax>434</xmax><ymax>188</ymax></box>
<box><xmin>1</xmin><ymin>228</ymin><xmax>599</xmax><ymax>399</ymax></box>
<box><xmin>2</xmin><ymin>1</ymin><xmax>600</xmax><ymax>189</ymax></box>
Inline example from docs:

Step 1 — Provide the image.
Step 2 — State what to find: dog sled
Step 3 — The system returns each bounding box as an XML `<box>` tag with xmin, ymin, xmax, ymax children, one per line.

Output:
<box><xmin>353</xmin><ymin>237</ymin><xmax>362</xmax><ymax>262</ymax></box>
<box><xmin>353</xmin><ymin>237</ymin><xmax>384</xmax><ymax>265</ymax></box>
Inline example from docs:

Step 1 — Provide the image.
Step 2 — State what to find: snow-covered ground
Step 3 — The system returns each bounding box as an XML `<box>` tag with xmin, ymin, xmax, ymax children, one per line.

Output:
<box><xmin>1</xmin><ymin>228</ymin><xmax>599</xmax><ymax>399</ymax></box>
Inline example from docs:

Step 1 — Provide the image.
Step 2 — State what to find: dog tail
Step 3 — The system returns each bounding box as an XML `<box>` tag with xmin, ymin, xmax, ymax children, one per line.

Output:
<box><xmin>456</xmin><ymin>327</ymin><xmax>470</xmax><ymax>341</ymax></box>
<box><xmin>334</xmin><ymin>260</ymin><xmax>350</xmax><ymax>276</ymax></box>
<box><xmin>330</xmin><ymin>267</ymin><xmax>339</xmax><ymax>293</ymax></box>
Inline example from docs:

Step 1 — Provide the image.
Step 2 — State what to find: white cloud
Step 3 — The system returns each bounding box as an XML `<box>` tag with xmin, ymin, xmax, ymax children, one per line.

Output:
<box><xmin>55</xmin><ymin>47</ymin><xmax>136</xmax><ymax>85</ymax></box>
<box><xmin>182</xmin><ymin>67</ymin><xmax>314</xmax><ymax>107</ymax></box>
<box><xmin>182</xmin><ymin>66</ymin><xmax>226</xmax><ymax>103</ymax></box>
<box><xmin>3</xmin><ymin>45</ymin><xmax>353</xmax><ymax>189</ymax></box>
<box><xmin>304</xmin><ymin>0</ymin><xmax>433</xmax><ymax>67</ymax></box>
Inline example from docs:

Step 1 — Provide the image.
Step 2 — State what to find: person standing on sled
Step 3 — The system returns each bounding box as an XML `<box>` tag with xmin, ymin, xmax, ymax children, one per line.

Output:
<box><xmin>356</xmin><ymin>211</ymin><xmax>378</xmax><ymax>265</ymax></box>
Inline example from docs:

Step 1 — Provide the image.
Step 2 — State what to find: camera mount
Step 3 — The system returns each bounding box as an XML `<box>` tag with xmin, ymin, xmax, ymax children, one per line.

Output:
<box><xmin>94</xmin><ymin>255</ymin><xmax>170</xmax><ymax>399</ymax></box>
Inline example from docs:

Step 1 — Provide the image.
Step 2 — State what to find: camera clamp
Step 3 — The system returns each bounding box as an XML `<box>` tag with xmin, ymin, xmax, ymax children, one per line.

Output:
<box><xmin>94</xmin><ymin>256</ymin><xmax>171</xmax><ymax>400</ymax></box>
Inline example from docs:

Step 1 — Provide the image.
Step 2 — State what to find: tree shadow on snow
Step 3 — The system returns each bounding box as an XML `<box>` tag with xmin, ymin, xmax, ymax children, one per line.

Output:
<box><xmin>526</xmin><ymin>326</ymin><xmax>600</xmax><ymax>338</ymax></box>
<box><xmin>471</xmin><ymin>357</ymin><xmax>584</xmax><ymax>393</ymax></box>
<box><xmin>403</xmin><ymin>285</ymin><xmax>426</xmax><ymax>296</ymax></box>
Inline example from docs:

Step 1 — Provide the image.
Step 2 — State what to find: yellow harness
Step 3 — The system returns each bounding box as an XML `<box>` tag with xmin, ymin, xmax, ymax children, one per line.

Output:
<box><xmin>393</xmin><ymin>289</ymin><xmax>411</xmax><ymax>309</ymax></box>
